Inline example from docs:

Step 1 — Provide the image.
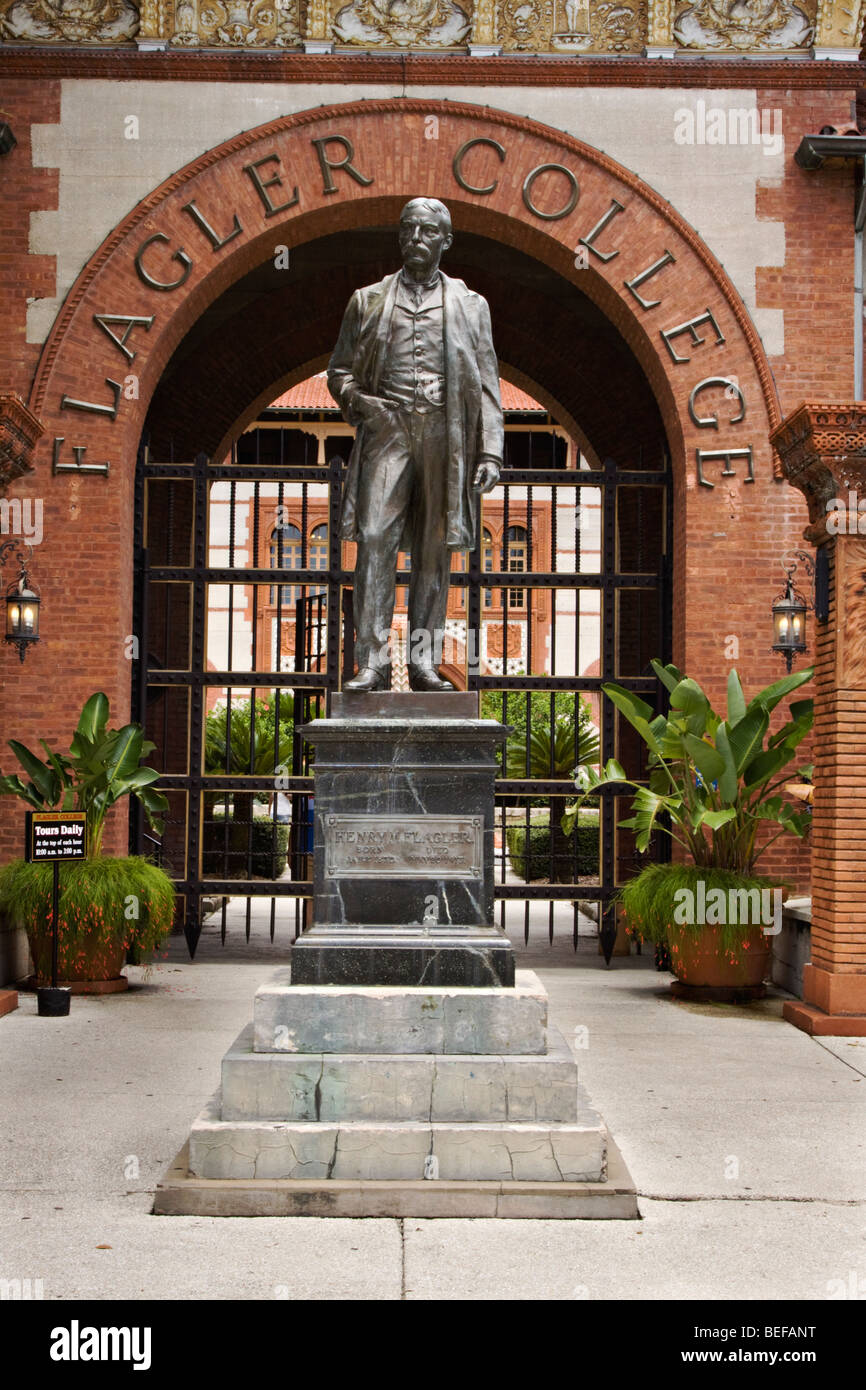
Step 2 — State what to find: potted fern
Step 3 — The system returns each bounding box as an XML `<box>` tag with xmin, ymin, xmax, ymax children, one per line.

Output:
<box><xmin>0</xmin><ymin>693</ymin><xmax>175</xmax><ymax>992</ymax></box>
<box><xmin>564</xmin><ymin>662</ymin><xmax>814</xmax><ymax>997</ymax></box>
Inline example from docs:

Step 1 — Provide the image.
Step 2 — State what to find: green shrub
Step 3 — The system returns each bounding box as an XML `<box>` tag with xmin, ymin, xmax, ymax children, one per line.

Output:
<box><xmin>202</xmin><ymin>813</ymin><xmax>289</xmax><ymax>879</ymax></box>
<box><xmin>618</xmin><ymin>862</ymin><xmax>783</xmax><ymax>952</ymax></box>
<box><xmin>0</xmin><ymin>855</ymin><xmax>176</xmax><ymax>978</ymax></box>
<box><xmin>506</xmin><ymin>818</ymin><xmax>598</xmax><ymax>882</ymax></box>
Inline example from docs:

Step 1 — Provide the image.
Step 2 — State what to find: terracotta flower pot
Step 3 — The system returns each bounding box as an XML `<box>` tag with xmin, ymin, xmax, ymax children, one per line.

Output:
<box><xmin>28</xmin><ymin>925</ymin><xmax>129</xmax><ymax>994</ymax></box>
<box><xmin>668</xmin><ymin>923</ymin><xmax>770</xmax><ymax>1000</ymax></box>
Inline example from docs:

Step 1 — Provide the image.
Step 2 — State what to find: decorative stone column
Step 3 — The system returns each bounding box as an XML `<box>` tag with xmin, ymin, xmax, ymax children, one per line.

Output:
<box><xmin>304</xmin><ymin>0</ymin><xmax>333</xmax><ymax>51</ymax></box>
<box><xmin>772</xmin><ymin>403</ymin><xmax>866</xmax><ymax>1035</ymax></box>
<box><xmin>469</xmin><ymin>0</ymin><xmax>500</xmax><ymax>54</ymax></box>
<box><xmin>812</xmin><ymin>0</ymin><xmax>866</xmax><ymax>60</ymax></box>
<box><xmin>644</xmin><ymin>0</ymin><xmax>675</xmax><ymax>56</ymax></box>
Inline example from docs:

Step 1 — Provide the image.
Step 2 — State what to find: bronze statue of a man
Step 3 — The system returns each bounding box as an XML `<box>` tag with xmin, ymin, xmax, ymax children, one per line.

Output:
<box><xmin>328</xmin><ymin>197</ymin><xmax>504</xmax><ymax>693</ymax></box>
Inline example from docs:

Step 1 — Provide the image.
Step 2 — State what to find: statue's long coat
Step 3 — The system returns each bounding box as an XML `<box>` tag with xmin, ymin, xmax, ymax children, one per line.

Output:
<box><xmin>327</xmin><ymin>271</ymin><xmax>504</xmax><ymax>551</ymax></box>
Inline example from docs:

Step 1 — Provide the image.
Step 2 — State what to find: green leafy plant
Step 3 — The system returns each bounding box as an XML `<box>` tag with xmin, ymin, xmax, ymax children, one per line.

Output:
<box><xmin>204</xmin><ymin>692</ymin><xmax>294</xmax><ymax>780</ymax></box>
<box><xmin>0</xmin><ymin>856</ymin><xmax>176</xmax><ymax>982</ymax></box>
<box><xmin>204</xmin><ymin>694</ymin><xmax>295</xmax><ymax>845</ymax></box>
<box><xmin>503</xmin><ymin>719</ymin><xmax>600</xmax><ymax>781</ymax></box>
<box><xmin>0</xmin><ymin>692</ymin><xmax>168</xmax><ymax>858</ymax></box>
<box><xmin>563</xmin><ymin>661</ymin><xmax>813</xmax><ymax>873</ymax></box>
<box><xmin>482</xmin><ymin>690</ymin><xmax>599</xmax><ymax>778</ymax></box>
<box><xmin>484</xmin><ymin>692</ymin><xmax>600</xmax><ymax>882</ymax></box>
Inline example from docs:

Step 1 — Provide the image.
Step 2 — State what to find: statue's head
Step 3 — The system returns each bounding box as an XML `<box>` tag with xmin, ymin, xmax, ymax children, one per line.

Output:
<box><xmin>398</xmin><ymin>198</ymin><xmax>453</xmax><ymax>278</ymax></box>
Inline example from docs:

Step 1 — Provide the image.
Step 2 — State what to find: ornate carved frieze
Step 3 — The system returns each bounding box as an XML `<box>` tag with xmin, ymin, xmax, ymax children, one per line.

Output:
<box><xmin>673</xmin><ymin>0</ymin><xmax>812</xmax><ymax>50</ymax></box>
<box><xmin>837</xmin><ymin>536</ymin><xmax>866</xmax><ymax>688</ymax></box>
<box><xmin>0</xmin><ymin>394</ymin><xmax>44</xmax><ymax>495</ymax></box>
<box><xmin>0</xmin><ymin>0</ymin><xmax>139</xmax><ymax>41</ymax></box>
<box><xmin>167</xmin><ymin>0</ymin><xmax>301</xmax><ymax>44</ymax></box>
<box><xmin>498</xmin><ymin>0</ymin><xmax>553</xmax><ymax>50</ymax></box>
<box><xmin>0</xmin><ymin>0</ymin><xmax>830</xmax><ymax>48</ymax></box>
<box><xmin>332</xmin><ymin>0</ymin><xmax>470</xmax><ymax>46</ymax></box>
<box><xmin>497</xmin><ymin>0</ymin><xmax>646</xmax><ymax>51</ymax></box>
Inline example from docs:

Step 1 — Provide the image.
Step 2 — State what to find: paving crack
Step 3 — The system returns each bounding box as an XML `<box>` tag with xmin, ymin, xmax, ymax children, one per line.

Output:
<box><xmin>811</xmin><ymin>1037</ymin><xmax>866</xmax><ymax>1079</ymax></box>
<box><xmin>326</xmin><ymin>1132</ymin><xmax>339</xmax><ymax>1179</ymax></box>
<box><xmin>637</xmin><ymin>1191</ymin><xmax>865</xmax><ymax>1205</ymax></box>
<box><xmin>314</xmin><ymin>1057</ymin><xmax>324</xmax><ymax>1122</ymax></box>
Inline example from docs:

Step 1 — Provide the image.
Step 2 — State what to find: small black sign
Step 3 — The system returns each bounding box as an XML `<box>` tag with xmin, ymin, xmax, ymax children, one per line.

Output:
<box><xmin>25</xmin><ymin>812</ymin><xmax>87</xmax><ymax>863</ymax></box>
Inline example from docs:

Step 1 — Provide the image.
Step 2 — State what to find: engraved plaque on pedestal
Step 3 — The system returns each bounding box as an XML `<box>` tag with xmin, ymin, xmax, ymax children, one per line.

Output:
<box><xmin>326</xmin><ymin>814</ymin><xmax>483</xmax><ymax>880</ymax></box>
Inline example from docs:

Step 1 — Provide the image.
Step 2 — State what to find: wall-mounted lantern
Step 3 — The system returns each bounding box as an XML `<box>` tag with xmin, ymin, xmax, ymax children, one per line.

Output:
<box><xmin>771</xmin><ymin>550</ymin><xmax>814</xmax><ymax>674</ymax></box>
<box><xmin>1</xmin><ymin>542</ymin><xmax>40</xmax><ymax>662</ymax></box>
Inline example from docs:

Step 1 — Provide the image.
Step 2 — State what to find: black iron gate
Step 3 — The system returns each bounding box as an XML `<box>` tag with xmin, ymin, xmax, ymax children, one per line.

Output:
<box><xmin>132</xmin><ymin>425</ymin><xmax>671</xmax><ymax>957</ymax></box>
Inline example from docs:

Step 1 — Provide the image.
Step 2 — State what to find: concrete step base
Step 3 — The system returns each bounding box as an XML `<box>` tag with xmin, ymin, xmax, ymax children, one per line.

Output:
<box><xmin>154</xmin><ymin>1137</ymin><xmax>639</xmax><ymax>1219</ymax></box>
<box><xmin>188</xmin><ymin>1086</ymin><xmax>607</xmax><ymax>1182</ymax></box>
<box><xmin>253</xmin><ymin>967</ymin><xmax>548</xmax><ymax>1055</ymax></box>
<box><xmin>222</xmin><ymin>1022</ymin><xmax>578</xmax><ymax>1123</ymax></box>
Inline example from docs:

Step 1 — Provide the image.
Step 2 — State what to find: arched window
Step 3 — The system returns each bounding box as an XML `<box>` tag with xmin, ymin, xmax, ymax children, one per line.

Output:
<box><xmin>453</xmin><ymin>549</ymin><xmax>466</xmax><ymax>608</ymax></box>
<box><xmin>309</xmin><ymin>523</ymin><xmax>328</xmax><ymax>597</ymax></box>
<box><xmin>396</xmin><ymin>550</ymin><xmax>411</xmax><ymax>610</ymax></box>
<box><xmin>483</xmin><ymin>528</ymin><xmax>494</xmax><ymax>608</ymax></box>
<box><xmin>269</xmin><ymin>524</ymin><xmax>302</xmax><ymax>605</ymax></box>
<box><xmin>507</xmin><ymin>525</ymin><xmax>527</xmax><ymax>608</ymax></box>
<box><xmin>455</xmin><ymin>536</ymin><xmax>492</xmax><ymax>609</ymax></box>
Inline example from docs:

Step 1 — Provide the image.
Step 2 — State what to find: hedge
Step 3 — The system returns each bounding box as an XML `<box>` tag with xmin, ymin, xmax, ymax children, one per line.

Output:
<box><xmin>202</xmin><ymin>813</ymin><xmax>289</xmax><ymax>879</ymax></box>
<box><xmin>506</xmin><ymin>820</ymin><xmax>599</xmax><ymax>882</ymax></box>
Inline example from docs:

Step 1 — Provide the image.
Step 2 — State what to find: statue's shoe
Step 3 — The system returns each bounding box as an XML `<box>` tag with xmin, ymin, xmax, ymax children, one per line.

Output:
<box><xmin>344</xmin><ymin>666</ymin><xmax>389</xmax><ymax>693</ymax></box>
<box><xmin>408</xmin><ymin>666</ymin><xmax>455</xmax><ymax>693</ymax></box>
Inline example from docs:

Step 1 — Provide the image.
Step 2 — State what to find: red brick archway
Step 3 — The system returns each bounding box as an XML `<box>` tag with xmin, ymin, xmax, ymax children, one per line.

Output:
<box><xmin>3</xmin><ymin>99</ymin><xmax>801</xmax><ymax>860</ymax></box>
<box><xmin>30</xmin><ymin>100</ymin><xmax>779</xmax><ymax>455</ymax></box>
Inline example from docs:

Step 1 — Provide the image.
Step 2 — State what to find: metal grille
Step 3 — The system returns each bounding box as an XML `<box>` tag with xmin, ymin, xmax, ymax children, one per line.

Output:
<box><xmin>132</xmin><ymin>423</ymin><xmax>671</xmax><ymax>957</ymax></box>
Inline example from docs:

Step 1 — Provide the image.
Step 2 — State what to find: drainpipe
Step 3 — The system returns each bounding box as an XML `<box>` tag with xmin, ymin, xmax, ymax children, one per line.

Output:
<box><xmin>795</xmin><ymin>131</ymin><xmax>866</xmax><ymax>400</ymax></box>
<box><xmin>856</xmin><ymin>164</ymin><xmax>866</xmax><ymax>401</ymax></box>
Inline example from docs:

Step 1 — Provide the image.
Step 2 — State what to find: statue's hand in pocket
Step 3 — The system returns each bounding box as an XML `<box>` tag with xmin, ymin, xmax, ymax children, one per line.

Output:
<box><xmin>357</xmin><ymin>394</ymin><xmax>396</xmax><ymax>426</ymax></box>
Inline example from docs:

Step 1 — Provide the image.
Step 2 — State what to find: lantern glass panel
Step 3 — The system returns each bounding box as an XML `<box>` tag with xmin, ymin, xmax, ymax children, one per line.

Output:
<box><xmin>6</xmin><ymin>599</ymin><xmax>20</xmax><ymax>637</ymax></box>
<box><xmin>773</xmin><ymin>592</ymin><xmax>806</xmax><ymax>652</ymax></box>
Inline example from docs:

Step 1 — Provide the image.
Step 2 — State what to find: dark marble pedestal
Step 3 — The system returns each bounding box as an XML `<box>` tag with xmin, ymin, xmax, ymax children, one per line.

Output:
<box><xmin>292</xmin><ymin>692</ymin><xmax>515</xmax><ymax>986</ymax></box>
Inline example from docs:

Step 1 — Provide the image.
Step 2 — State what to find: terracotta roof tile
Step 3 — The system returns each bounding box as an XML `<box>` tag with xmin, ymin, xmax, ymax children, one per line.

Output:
<box><xmin>267</xmin><ymin>375</ymin><xmax>545</xmax><ymax>414</ymax></box>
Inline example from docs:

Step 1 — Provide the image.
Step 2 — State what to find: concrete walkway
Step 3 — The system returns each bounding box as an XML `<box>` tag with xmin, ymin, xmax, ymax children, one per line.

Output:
<box><xmin>1</xmin><ymin>901</ymin><xmax>864</xmax><ymax>1301</ymax></box>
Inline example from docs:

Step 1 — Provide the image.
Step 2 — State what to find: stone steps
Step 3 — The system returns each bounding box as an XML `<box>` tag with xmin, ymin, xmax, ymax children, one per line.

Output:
<box><xmin>189</xmin><ymin>1086</ymin><xmax>607</xmax><ymax>1183</ymax></box>
<box><xmin>222</xmin><ymin>1021</ymin><xmax>579</xmax><ymax>1122</ymax></box>
<box><xmin>253</xmin><ymin>967</ymin><xmax>548</xmax><ymax>1054</ymax></box>
<box><xmin>155</xmin><ymin>1140</ymin><xmax>639</xmax><ymax>1220</ymax></box>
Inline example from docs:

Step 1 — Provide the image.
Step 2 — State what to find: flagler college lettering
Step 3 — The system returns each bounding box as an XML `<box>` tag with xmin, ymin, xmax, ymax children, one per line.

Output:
<box><xmin>54</xmin><ymin>126</ymin><xmax>754</xmax><ymax>489</ymax></box>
